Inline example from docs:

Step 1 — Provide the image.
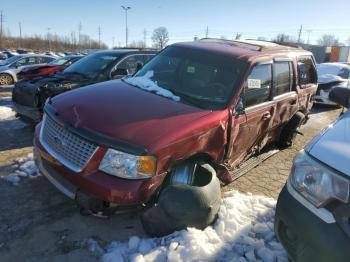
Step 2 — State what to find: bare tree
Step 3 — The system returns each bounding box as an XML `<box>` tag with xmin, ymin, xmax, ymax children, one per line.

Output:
<box><xmin>317</xmin><ymin>34</ymin><xmax>340</xmax><ymax>47</ymax></box>
<box><xmin>273</xmin><ymin>34</ymin><xmax>296</xmax><ymax>43</ymax></box>
<box><xmin>151</xmin><ymin>27</ymin><xmax>169</xmax><ymax>49</ymax></box>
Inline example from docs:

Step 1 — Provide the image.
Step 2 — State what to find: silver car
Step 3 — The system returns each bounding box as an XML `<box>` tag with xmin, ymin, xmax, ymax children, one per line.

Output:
<box><xmin>0</xmin><ymin>54</ymin><xmax>55</xmax><ymax>86</ymax></box>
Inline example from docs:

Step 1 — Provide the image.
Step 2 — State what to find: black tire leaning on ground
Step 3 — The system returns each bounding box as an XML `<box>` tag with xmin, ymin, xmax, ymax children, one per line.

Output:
<box><xmin>0</xmin><ymin>73</ymin><xmax>14</xmax><ymax>86</ymax></box>
<box><xmin>141</xmin><ymin>162</ymin><xmax>221</xmax><ymax>237</ymax></box>
<box><xmin>278</xmin><ymin>111</ymin><xmax>305</xmax><ymax>148</ymax></box>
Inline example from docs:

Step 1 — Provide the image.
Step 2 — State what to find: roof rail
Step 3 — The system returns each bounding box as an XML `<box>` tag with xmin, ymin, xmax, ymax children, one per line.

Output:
<box><xmin>199</xmin><ymin>38</ymin><xmax>301</xmax><ymax>52</ymax></box>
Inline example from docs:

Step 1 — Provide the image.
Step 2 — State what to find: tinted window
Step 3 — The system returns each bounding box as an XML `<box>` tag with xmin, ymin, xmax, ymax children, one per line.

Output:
<box><xmin>245</xmin><ymin>64</ymin><xmax>272</xmax><ymax>107</ymax></box>
<box><xmin>129</xmin><ymin>46</ymin><xmax>247</xmax><ymax>110</ymax></box>
<box><xmin>64</xmin><ymin>52</ymin><xmax>120</xmax><ymax>78</ymax></box>
<box><xmin>273</xmin><ymin>62</ymin><xmax>292</xmax><ymax>96</ymax></box>
<box><xmin>16</xmin><ymin>58</ymin><xmax>28</xmax><ymax>66</ymax></box>
<box><xmin>298</xmin><ymin>56</ymin><xmax>317</xmax><ymax>87</ymax></box>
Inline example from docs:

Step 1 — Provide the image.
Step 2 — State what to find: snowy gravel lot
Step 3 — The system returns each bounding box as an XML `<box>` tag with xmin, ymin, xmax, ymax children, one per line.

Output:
<box><xmin>0</xmin><ymin>92</ymin><xmax>342</xmax><ymax>262</ymax></box>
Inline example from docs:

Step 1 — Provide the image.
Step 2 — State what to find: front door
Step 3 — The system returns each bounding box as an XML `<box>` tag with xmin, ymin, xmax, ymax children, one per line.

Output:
<box><xmin>227</xmin><ymin>62</ymin><xmax>275</xmax><ymax>168</ymax></box>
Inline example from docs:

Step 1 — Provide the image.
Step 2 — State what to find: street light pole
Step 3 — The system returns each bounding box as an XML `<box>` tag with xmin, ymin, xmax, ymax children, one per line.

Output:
<box><xmin>121</xmin><ymin>6</ymin><xmax>131</xmax><ymax>47</ymax></box>
<box><xmin>47</xmin><ymin>27</ymin><xmax>51</xmax><ymax>51</ymax></box>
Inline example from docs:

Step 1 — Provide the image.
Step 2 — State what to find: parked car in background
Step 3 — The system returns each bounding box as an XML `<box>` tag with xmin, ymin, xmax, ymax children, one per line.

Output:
<box><xmin>0</xmin><ymin>52</ymin><xmax>7</xmax><ymax>60</ymax></box>
<box><xmin>0</xmin><ymin>54</ymin><xmax>55</xmax><ymax>85</ymax></box>
<box><xmin>12</xmin><ymin>49</ymin><xmax>156</xmax><ymax>122</ymax></box>
<box><xmin>17</xmin><ymin>55</ymin><xmax>83</xmax><ymax>80</ymax></box>
<box><xmin>314</xmin><ymin>62</ymin><xmax>350</xmax><ymax>105</ymax></box>
<box><xmin>33</xmin><ymin>39</ymin><xmax>317</xmax><ymax>216</ymax></box>
<box><xmin>275</xmin><ymin>87</ymin><xmax>350</xmax><ymax>262</ymax></box>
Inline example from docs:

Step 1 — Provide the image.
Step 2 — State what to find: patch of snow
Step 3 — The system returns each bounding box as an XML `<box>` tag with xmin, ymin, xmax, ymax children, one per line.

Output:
<box><xmin>2</xmin><ymin>153</ymin><xmax>40</xmax><ymax>185</ymax></box>
<box><xmin>88</xmin><ymin>190</ymin><xmax>287</xmax><ymax>262</ymax></box>
<box><xmin>0</xmin><ymin>105</ymin><xmax>16</xmax><ymax>120</ymax></box>
<box><xmin>124</xmin><ymin>71</ymin><xmax>180</xmax><ymax>102</ymax></box>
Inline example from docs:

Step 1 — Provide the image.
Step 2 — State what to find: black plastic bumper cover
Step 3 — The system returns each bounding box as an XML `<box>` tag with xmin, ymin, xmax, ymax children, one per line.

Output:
<box><xmin>275</xmin><ymin>185</ymin><xmax>350</xmax><ymax>262</ymax></box>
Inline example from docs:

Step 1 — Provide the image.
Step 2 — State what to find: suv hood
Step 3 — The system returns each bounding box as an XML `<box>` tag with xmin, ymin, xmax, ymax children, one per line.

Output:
<box><xmin>307</xmin><ymin>110</ymin><xmax>350</xmax><ymax>176</ymax></box>
<box><xmin>50</xmin><ymin>80</ymin><xmax>212</xmax><ymax>151</ymax></box>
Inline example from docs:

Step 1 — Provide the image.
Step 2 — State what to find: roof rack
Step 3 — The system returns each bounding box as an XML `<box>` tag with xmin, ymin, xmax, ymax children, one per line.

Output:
<box><xmin>199</xmin><ymin>38</ymin><xmax>301</xmax><ymax>52</ymax></box>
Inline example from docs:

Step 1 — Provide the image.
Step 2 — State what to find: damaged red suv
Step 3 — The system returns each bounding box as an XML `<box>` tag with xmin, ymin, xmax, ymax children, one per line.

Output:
<box><xmin>34</xmin><ymin>39</ymin><xmax>317</xmax><ymax>213</ymax></box>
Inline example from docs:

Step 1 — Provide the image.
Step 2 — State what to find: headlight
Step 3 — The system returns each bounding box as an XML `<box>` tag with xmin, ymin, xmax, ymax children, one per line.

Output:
<box><xmin>98</xmin><ymin>149</ymin><xmax>156</xmax><ymax>179</ymax></box>
<box><xmin>290</xmin><ymin>150</ymin><xmax>349</xmax><ymax>207</ymax></box>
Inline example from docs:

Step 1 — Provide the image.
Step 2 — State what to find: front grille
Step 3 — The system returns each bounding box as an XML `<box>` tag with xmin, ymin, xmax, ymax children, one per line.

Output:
<box><xmin>40</xmin><ymin>114</ymin><xmax>98</xmax><ymax>172</ymax></box>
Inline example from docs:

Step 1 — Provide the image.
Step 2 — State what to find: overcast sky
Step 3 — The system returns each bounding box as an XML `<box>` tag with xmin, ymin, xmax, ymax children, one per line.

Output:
<box><xmin>1</xmin><ymin>0</ymin><xmax>349</xmax><ymax>47</ymax></box>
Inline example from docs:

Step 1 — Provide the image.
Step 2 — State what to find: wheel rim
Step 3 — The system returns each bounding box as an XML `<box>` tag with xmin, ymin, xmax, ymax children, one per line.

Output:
<box><xmin>0</xmin><ymin>74</ymin><xmax>12</xmax><ymax>85</ymax></box>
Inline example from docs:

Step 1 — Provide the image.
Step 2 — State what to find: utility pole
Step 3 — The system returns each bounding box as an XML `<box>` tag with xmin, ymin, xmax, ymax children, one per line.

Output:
<box><xmin>205</xmin><ymin>26</ymin><xmax>209</xmax><ymax>38</ymax></box>
<box><xmin>112</xmin><ymin>36</ymin><xmax>115</xmax><ymax>48</ymax></box>
<box><xmin>78</xmin><ymin>22</ymin><xmax>82</xmax><ymax>46</ymax></box>
<box><xmin>0</xmin><ymin>11</ymin><xmax>4</xmax><ymax>48</ymax></box>
<box><xmin>306</xmin><ymin>30</ymin><xmax>312</xmax><ymax>44</ymax></box>
<box><xmin>47</xmin><ymin>27</ymin><xmax>51</xmax><ymax>51</ymax></box>
<box><xmin>18</xmin><ymin>22</ymin><xmax>22</xmax><ymax>48</ymax></box>
<box><xmin>121</xmin><ymin>6</ymin><xmax>131</xmax><ymax>47</ymax></box>
<box><xmin>98</xmin><ymin>26</ymin><xmax>101</xmax><ymax>49</ymax></box>
<box><xmin>297</xmin><ymin>24</ymin><xmax>303</xmax><ymax>43</ymax></box>
<box><xmin>143</xmin><ymin>29</ymin><xmax>147</xmax><ymax>48</ymax></box>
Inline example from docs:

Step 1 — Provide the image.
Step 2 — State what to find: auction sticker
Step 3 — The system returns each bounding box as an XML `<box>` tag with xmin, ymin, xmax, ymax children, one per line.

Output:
<box><xmin>248</xmin><ymin>79</ymin><xmax>261</xmax><ymax>89</ymax></box>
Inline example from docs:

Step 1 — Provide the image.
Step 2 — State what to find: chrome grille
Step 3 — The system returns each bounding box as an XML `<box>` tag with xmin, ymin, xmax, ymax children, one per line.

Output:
<box><xmin>40</xmin><ymin>114</ymin><xmax>98</xmax><ymax>172</ymax></box>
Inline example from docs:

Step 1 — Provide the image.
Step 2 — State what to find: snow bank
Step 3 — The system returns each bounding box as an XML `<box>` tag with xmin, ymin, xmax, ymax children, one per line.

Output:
<box><xmin>124</xmin><ymin>71</ymin><xmax>180</xmax><ymax>102</ymax></box>
<box><xmin>2</xmin><ymin>153</ymin><xmax>40</xmax><ymax>185</ymax></box>
<box><xmin>89</xmin><ymin>191</ymin><xmax>287</xmax><ymax>262</ymax></box>
<box><xmin>317</xmin><ymin>63</ymin><xmax>350</xmax><ymax>84</ymax></box>
<box><xmin>0</xmin><ymin>105</ymin><xmax>16</xmax><ymax>120</ymax></box>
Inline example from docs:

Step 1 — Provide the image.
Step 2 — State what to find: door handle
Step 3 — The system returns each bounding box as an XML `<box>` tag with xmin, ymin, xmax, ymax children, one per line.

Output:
<box><xmin>262</xmin><ymin>112</ymin><xmax>271</xmax><ymax>120</ymax></box>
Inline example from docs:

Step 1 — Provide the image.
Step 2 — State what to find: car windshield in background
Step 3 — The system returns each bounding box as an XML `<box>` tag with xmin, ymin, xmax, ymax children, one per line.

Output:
<box><xmin>48</xmin><ymin>57</ymin><xmax>70</xmax><ymax>66</ymax></box>
<box><xmin>63</xmin><ymin>52</ymin><xmax>119</xmax><ymax>78</ymax></box>
<box><xmin>127</xmin><ymin>46</ymin><xmax>247</xmax><ymax>109</ymax></box>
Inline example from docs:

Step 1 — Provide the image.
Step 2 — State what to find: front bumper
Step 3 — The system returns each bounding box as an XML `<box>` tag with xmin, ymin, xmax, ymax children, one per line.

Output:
<box><xmin>13</xmin><ymin>102</ymin><xmax>41</xmax><ymax>122</ymax></box>
<box><xmin>275</xmin><ymin>184</ymin><xmax>350</xmax><ymax>262</ymax></box>
<box><xmin>33</xmin><ymin>131</ymin><xmax>165</xmax><ymax>206</ymax></box>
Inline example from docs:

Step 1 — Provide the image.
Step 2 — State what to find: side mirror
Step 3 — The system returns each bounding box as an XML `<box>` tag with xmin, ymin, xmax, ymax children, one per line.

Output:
<box><xmin>111</xmin><ymin>68</ymin><xmax>128</xmax><ymax>79</ymax></box>
<box><xmin>234</xmin><ymin>97</ymin><xmax>245</xmax><ymax>117</ymax></box>
<box><xmin>329</xmin><ymin>87</ymin><xmax>350</xmax><ymax>108</ymax></box>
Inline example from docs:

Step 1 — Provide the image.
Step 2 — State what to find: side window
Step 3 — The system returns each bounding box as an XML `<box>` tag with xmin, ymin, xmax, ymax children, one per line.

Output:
<box><xmin>28</xmin><ymin>57</ymin><xmax>36</xmax><ymax>64</ymax></box>
<box><xmin>273</xmin><ymin>61</ymin><xmax>293</xmax><ymax>96</ymax></box>
<box><xmin>117</xmin><ymin>55</ymin><xmax>143</xmax><ymax>75</ymax></box>
<box><xmin>16</xmin><ymin>58</ymin><xmax>28</xmax><ymax>66</ymax></box>
<box><xmin>298</xmin><ymin>56</ymin><xmax>317</xmax><ymax>87</ymax></box>
<box><xmin>245</xmin><ymin>64</ymin><xmax>272</xmax><ymax>107</ymax></box>
<box><xmin>142</xmin><ymin>54</ymin><xmax>154</xmax><ymax>64</ymax></box>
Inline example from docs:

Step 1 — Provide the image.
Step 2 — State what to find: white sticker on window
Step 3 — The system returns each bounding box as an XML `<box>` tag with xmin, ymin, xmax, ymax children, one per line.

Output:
<box><xmin>248</xmin><ymin>79</ymin><xmax>261</xmax><ymax>89</ymax></box>
<box><xmin>187</xmin><ymin>66</ymin><xmax>195</xmax><ymax>73</ymax></box>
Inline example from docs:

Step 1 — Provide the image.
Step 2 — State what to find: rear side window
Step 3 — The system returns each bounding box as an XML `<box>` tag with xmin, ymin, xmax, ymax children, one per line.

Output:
<box><xmin>298</xmin><ymin>56</ymin><xmax>317</xmax><ymax>87</ymax></box>
<box><xmin>245</xmin><ymin>64</ymin><xmax>272</xmax><ymax>107</ymax></box>
<box><xmin>273</xmin><ymin>61</ymin><xmax>293</xmax><ymax>96</ymax></box>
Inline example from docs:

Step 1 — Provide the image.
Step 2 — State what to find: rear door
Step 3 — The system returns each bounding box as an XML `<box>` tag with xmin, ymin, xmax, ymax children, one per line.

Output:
<box><xmin>269</xmin><ymin>59</ymin><xmax>298</xmax><ymax>134</ymax></box>
<box><xmin>227</xmin><ymin>62</ymin><xmax>275</xmax><ymax>167</ymax></box>
<box><xmin>296</xmin><ymin>55</ymin><xmax>317</xmax><ymax>112</ymax></box>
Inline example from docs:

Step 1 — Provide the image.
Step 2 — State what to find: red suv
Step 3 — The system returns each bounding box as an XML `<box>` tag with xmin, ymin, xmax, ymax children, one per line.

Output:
<box><xmin>33</xmin><ymin>39</ymin><xmax>317</xmax><ymax>213</ymax></box>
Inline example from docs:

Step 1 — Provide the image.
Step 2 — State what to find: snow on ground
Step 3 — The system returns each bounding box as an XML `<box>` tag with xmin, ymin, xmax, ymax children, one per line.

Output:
<box><xmin>2</xmin><ymin>153</ymin><xmax>40</xmax><ymax>185</ymax></box>
<box><xmin>124</xmin><ymin>71</ymin><xmax>181</xmax><ymax>102</ymax></box>
<box><xmin>0</xmin><ymin>97</ymin><xmax>16</xmax><ymax>120</ymax></box>
<box><xmin>88</xmin><ymin>191</ymin><xmax>287</xmax><ymax>262</ymax></box>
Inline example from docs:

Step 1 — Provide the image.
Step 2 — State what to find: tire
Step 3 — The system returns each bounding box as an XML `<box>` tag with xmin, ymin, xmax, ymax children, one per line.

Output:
<box><xmin>278</xmin><ymin>112</ymin><xmax>305</xmax><ymax>148</ymax></box>
<box><xmin>0</xmin><ymin>73</ymin><xmax>14</xmax><ymax>85</ymax></box>
<box><xmin>141</xmin><ymin>162</ymin><xmax>221</xmax><ymax>237</ymax></box>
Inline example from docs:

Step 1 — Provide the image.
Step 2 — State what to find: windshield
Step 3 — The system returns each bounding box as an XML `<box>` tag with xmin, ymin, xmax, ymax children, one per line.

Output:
<box><xmin>0</xmin><ymin>55</ymin><xmax>20</xmax><ymax>66</ymax></box>
<box><xmin>63</xmin><ymin>52</ymin><xmax>119</xmax><ymax>78</ymax></box>
<box><xmin>126</xmin><ymin>46</ymin><xmax>247</xmax><ymax>109</ymax></box>
<box><xmin>48</xmin><ymin>57</ymin><xmax>70</xmax><ymax>66</ymax></box>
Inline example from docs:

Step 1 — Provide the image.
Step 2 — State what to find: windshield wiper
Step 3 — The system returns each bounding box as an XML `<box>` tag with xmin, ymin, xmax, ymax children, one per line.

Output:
<box><xmin>166</xmin><ymin>89</ymin><xmax>205</xmax><ymax>109</ymax></box>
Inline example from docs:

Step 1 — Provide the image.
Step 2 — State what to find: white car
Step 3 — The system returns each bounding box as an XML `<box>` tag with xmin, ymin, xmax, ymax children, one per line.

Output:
<box><xmin>0</xmin><ymin>54</ymin><xmax>55</xmax><ymax>86</ymax></box>
<box><xmin>275</xmin><ymin>87</ymin><xmax>350</xmax><ymax>261</ymax></box>
<box><xmin>315</xmin><ymin>63</ymin><xmax>350</xmax><ymax>105</ymax></box>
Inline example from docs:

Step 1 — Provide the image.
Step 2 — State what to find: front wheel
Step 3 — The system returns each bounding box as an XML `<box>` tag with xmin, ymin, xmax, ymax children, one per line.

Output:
<box><xmin>0</xmin><ymin>73</ymin><xmax>14</xmax><ymax>86</ymax></box>
<box><xmin>141</xmin><ymin>161</ymin><xmax>221</xmax><ymax>237</ymax></box>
